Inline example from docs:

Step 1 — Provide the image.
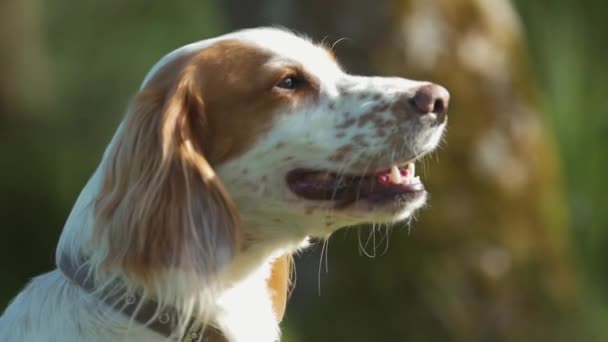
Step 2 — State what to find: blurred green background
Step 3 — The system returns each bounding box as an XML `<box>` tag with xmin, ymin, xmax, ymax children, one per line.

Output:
<box><xmin>0</xmin><ymin>0</ymin><xmax>606</xmax><ymax>341</ymax></box>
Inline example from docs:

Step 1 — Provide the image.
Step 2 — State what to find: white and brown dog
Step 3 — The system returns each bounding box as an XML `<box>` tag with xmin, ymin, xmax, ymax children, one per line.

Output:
<box><xmin>0</xmin><ymin>27</ymin><xmax>449</xmax><ymax>341</ymax></box>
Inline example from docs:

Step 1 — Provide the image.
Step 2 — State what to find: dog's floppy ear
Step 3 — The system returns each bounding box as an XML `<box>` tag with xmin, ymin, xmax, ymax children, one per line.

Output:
<box><xmin>93</xmin><ymin>67</ymin><xmax>240</xmax><ymax>285</ymax></box>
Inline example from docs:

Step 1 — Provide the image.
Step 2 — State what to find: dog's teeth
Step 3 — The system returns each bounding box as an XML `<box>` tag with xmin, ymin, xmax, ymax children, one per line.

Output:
<box><xmin>408</xmin><ymin>162</ymin><xmax>415</xmax><ymax>176</ymax></box>
<box><xmin>390</xmin><ymin>165</ymin><xmax>402</xmax><ymax>184</ymax></box>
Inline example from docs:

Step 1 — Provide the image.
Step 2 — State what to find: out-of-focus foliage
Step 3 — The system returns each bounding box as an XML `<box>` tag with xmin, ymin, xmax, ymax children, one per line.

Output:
<box><xmin>0</xmin><ymin>0</ymin><xmax>225</xmax><ymax>309</ymax></box>
<box><xmin>515</xmin><ymin>0</ymin><xmax>608</xmax><ymax>287</ymax></box>
<box><xmin>1</xmin><ymin>0</ymin><xmax>606</xmax><ymax>341</ymax></box>
<box><xmin>515</xmin><ymin>0</ymin><xmax>608</xmax><ymax>335</ymax></box>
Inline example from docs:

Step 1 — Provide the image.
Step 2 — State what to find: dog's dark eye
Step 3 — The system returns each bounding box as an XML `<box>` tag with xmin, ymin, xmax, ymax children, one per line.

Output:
<box><xmin>276</xmin><ymin>76</ymin><xmax>303</xmax><ymax>90</ymax></box>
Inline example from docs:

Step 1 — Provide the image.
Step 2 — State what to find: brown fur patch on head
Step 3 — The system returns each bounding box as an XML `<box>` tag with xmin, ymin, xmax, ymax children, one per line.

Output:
<box><xmin>93</xmin><ymin>38</ymin><xmax>322</xmax><ymax>285</ymax></box>
<box><xmin>185</xmin><ymin>40</ymin><xmax>320</xmax><ymax>164</ymax></box>
<box><xmin>142</xmin><ymin>39</ymin><xmax>320</xmax><ymax>165</ymax></box>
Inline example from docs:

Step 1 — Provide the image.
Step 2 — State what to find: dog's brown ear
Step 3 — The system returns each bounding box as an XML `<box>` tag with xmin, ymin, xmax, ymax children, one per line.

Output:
<box><xmin>93</xmin><ymin>71</ymin><xmax>239</xmax><ymax>285</ymax></box>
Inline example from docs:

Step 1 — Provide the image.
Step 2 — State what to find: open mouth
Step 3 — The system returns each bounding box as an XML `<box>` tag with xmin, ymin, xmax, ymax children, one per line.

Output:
<box><xmin>286</xmin><ymin>162</ymin><xmax>424</xmax><ymax>206</ymax></box>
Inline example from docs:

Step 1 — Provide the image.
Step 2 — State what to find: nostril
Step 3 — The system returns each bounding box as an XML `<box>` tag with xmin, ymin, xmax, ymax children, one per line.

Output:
<box><xmin>412</xmin><ymin>84</ymin><xmax>450</xmax><ymax>117</ymax></box>
<box><xmin>433</xmin><ymin>98</ymin><xmax>445</xmax><ymax>115</ymax></box>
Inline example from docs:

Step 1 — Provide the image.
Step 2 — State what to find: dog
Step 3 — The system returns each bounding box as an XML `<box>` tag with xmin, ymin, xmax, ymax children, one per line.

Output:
<box><xmin>0</xmin><ymin>27</ymin><xmax>449</xmax><ymax>341</ymax></box>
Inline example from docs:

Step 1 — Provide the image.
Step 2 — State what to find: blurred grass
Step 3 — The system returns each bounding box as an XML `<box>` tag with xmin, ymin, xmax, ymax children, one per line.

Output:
<box><xmin>515</xmin><ymin>0</ymin><xmax>608</xmax><ymax>287</ymax></box>
<box><xmin>0</xmin><ymin>0</ymin><xmax>226</xmax><ymax>309</ymax></box>
<box><xmin>514</xmin><ymin>0</ymin><xmax>608</xmax><ymax>335</ymax></box>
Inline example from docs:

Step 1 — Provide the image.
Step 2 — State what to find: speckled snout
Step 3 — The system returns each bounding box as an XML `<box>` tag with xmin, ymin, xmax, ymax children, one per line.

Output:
<box><xmin>322</xmin><ymin>76</ymin><xmax>450</xmax><ymax>172</ymax></box>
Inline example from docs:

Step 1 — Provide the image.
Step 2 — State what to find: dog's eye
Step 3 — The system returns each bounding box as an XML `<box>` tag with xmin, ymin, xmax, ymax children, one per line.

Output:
<box><xmin>276</xmin><ymin>76</ymin><xmax>304</xmax><ymax>90</ymax></box>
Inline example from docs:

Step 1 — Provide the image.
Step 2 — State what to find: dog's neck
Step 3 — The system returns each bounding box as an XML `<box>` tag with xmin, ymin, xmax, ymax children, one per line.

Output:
<box><xmin>54</xmin><ymin>128</ymin><xmax>303</xmax><ymax>340</ymax></box>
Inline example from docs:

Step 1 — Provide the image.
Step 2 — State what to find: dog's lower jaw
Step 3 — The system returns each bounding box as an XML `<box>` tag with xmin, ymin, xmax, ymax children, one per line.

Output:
<box><xmin>233</xmin><ymin>184</ymin><xmax>429</xmax><ymax>239</ymax></box>
<box><xmin>330</xmin><ymin>190</ymin><xmax>428</xmax><ymax>225</ymax></box>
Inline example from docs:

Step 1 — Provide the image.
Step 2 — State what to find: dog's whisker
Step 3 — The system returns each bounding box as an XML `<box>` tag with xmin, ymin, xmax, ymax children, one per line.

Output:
<box><xmin>324</xmin><ymin>238</ymin><xmax>330</xmax><ymax>274</ymax></box>
<box><xmin>361</xmin><ymin>225</ymin><xmax>378</xmax><ymax>258</ymax></box>
<box><xmin>330</xmin><ymin>37</ymin><xmax>350</xmax><ymax>53</ymax></box>
<box><xmin>320</xmin><ymin>35</ymin><xmax>330</xmax><ymax>48</ymax></box>
<box><xmin>373</xmin><ymin>224</ymin><xmax>377</xmax><ymax>258</ymax></box>
<box><xmin>382</xmin><ymin>224</ymin><xmax>392</xmax><ymax>256</ymax></box>
<box><xmin>317</xmin><ymin>239</ymin><xmax>328</xmax><ymax>296</ymax></box>
<box><xmin>372</xmin><ymin>223</ymin><xmax>391</xmax><ymax>256</ymax></box>
<box><xmin>357</xmin><ymin>226</ymin><xmax>364</xmax><ymax>256</ymax></box>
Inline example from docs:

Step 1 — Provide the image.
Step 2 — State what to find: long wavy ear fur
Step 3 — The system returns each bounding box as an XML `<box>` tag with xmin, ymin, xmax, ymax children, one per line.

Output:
<box><xmin>92</xmin><ymin>69</ymin><xmax>240</xmax><ymax>286</ymax></box>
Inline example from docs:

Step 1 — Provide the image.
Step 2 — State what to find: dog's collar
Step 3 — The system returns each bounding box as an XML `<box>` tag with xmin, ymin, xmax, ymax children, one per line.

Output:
<box><xmin>57</xmin><ymin>254</ymin><xmax>217</xmax><ymax>341</ymax></box>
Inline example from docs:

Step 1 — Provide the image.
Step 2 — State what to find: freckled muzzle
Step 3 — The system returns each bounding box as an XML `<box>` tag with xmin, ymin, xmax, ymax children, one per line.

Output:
<box><xmin>285</xmin><ymin>80</ymin><xmax>449</xmax><ymax>211</ymax></box>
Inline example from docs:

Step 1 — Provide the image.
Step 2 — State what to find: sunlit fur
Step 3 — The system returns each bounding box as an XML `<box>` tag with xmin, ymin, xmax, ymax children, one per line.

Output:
<box><xmin>0</xmin><ymin>27</ymin><xmax>447</xmax><ymax>342</ymax></box>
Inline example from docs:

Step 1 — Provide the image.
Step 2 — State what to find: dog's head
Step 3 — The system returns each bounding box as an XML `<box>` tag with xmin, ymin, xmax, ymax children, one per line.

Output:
<box><xmin>187</xmin><ymin>28</ymin><xmax>449</xmax><ymax>235</ymax></box>
<box><xmin>92</xmin><ymin>27</ymin><xmax>448</xmax><ymax>284</ymax></box>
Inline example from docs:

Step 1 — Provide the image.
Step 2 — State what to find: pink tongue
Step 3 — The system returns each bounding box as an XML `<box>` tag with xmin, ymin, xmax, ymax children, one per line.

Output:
<box><xmin>376</xmin><ymin>167</ymin><xmax>410</xmax><ymax>185</ymax></box>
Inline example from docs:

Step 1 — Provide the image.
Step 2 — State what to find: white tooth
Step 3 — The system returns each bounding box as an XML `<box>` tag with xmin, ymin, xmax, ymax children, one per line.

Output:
<box><xmin>412</xmin><ymin>176</ymin><xmax>421</xmax><ymax>184</ymax></box>
<box><xmin>390</xmin><ymin>165</ymin><xmax>402</xmax><ymax>184</ymax></box>
<box><xmin>408</xmin><ymin>162</ymin><xmax>415</xmax><ymax>176</ymax></box>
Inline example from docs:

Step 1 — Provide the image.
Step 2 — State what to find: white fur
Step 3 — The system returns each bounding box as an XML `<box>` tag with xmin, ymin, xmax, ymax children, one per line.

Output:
<box><xmin>0</xmin><ymin>27</ymin><xmax>447</xmax><ymax>341</ymax></box>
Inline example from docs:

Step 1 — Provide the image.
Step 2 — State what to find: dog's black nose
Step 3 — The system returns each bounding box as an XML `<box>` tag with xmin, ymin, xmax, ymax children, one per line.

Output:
<box><xmin>412</xmin><ymin>84</ymin><xmax>450</xmax><ymax>122</ymax></box>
